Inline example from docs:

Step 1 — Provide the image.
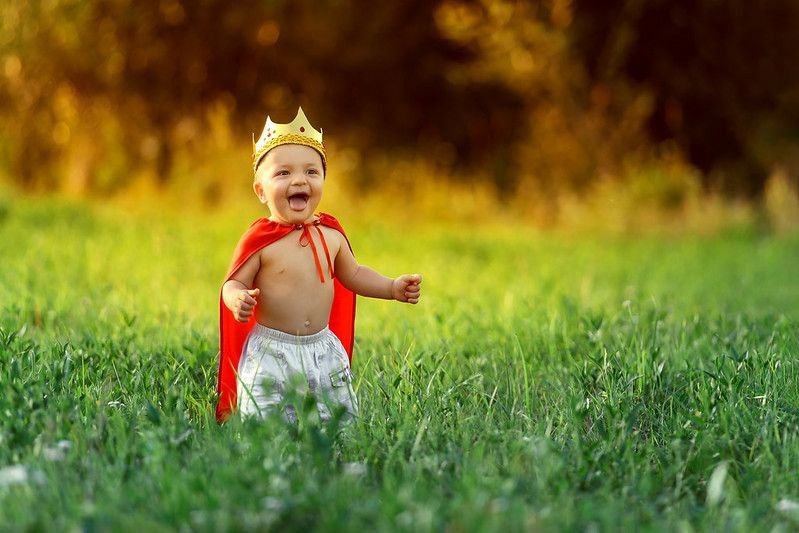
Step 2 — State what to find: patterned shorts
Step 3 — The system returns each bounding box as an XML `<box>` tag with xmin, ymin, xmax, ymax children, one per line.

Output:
<box><xmin>237</xmin><ymin>323</ymin><xmax>358</xmax><ymax>423</ymax></box>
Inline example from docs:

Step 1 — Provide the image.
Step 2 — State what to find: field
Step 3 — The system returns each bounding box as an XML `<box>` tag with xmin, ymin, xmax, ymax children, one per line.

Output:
<box><xmin>1</xmin><ymin>197</ymin><xmax>798</xmax><ymax>531</ymax></box>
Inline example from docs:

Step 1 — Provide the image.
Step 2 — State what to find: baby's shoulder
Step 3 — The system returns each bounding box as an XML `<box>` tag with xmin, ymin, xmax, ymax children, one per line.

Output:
<box><xmin>318</xmin><ymin>213</ymin><xmax>350</xmax><ymax>237</ymax></box>
<box><xmin>318</xmin><ymin>221</ymin><xmax>344</xmax><ymax>236</ymax></box>
<box><xmin>314</xmin><ymin>225</ymin><xmax>344</xmax><ymax>256</ymax></box>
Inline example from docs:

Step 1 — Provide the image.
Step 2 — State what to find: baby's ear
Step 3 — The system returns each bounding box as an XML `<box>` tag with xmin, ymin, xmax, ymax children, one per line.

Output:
<box><xmin>253</xmin><ymin>180</ymin><xmax>266</xmax><ymax>203</ymax></box>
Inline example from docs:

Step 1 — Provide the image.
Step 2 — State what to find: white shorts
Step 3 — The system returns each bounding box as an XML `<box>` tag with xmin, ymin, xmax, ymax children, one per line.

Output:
<box><xmin>237</xmin><ymin>323</ymin><xmax>358</xmax><ymax>423</ymax></box>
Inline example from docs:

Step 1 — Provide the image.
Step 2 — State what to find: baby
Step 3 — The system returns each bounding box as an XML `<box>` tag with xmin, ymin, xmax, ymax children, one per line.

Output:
<box><xmin>215</xmin><ymin>107</ymin><xmax>422</xmax><ymax>423</ymax></box>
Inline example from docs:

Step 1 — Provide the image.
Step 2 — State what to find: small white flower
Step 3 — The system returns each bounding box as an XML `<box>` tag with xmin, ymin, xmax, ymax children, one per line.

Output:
<box><xmin>262</xmin><ymin>497</ymin><xmax>284</xmax><ymax>512</ymax></box>
<box><xmin>706</xmin><ymin>461</ymin><xmax>728</xmax><ymax>507</ymax></box>
<box><xmin>776</xmin><ymin>499</ymin><xmax>799</xmax><ymax>512</ymax></box>
<box><xmin>0</xmin><ymin>465</ymin><xmax>45</xmax><ymax>488</ymax></box>
<box><xmin>0</xmin><ymin>465</ymin><xmax>28</xmax><ymax>487</ymax></box>
<box><xmin>343</xmin><ymin>462</ymin><xmax>367</xmax><ymax>477</ymax></box>
<box><xmin>43</xmin><ymin>440</ymin><xmax>72</xmax><ymax>462</ymax></box>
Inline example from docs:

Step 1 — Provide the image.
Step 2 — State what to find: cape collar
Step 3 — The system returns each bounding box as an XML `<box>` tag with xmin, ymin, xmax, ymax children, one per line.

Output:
<box><xmin>265</xmin><ymin>215</ymin><xmax>333</xmax><ymax>283</ymax></box>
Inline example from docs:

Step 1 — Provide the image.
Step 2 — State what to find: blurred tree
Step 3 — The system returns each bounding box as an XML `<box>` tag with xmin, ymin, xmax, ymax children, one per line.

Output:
<box><xmin>1</xmin><ymin>0</ymin><xmax>798</xmax><ymax>199</ymax></box>
<box><xmin>572</xmin><ymin>0</ymin><xmax>799</xmax><ymax>196</ymax></box>
<box><xmin>0</xmin><ymin>0</ymin><xmax>520</xmax><ymax>191</ymax></box>
<box><xmin>436</xmin><ymin>0</ymin><xmax>655</xmax><ymax>203</ymax></box>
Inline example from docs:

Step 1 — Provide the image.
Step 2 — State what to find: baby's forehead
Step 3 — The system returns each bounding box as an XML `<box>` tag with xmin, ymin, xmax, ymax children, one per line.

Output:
<box><xmin>263</xmin><ymin>144</ymin><xmax>323</xmax><ymax>167</ymax></box>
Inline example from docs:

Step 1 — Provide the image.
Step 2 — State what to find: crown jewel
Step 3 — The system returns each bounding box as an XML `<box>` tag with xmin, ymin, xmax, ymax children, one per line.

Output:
<box><xmin>252</xmin><ymin>107</ymin><xmax>325</xmax><ymax>174</ymax></box>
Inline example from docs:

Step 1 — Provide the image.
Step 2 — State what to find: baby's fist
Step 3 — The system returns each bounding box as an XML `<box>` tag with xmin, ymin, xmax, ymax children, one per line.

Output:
<box><xmin>233</xmin><ymin>288</ymin><xmax>260</xmax><ymax>323</ymax></box>
<box><xmin>392</xmin><ymin>274</ymin><xmax>422</xmax><ymax>304</ymax></box>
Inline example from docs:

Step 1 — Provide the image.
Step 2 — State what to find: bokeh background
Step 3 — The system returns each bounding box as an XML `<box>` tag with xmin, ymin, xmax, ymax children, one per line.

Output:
<box><xmin>1</xmin><ymin>0</ymin><xmax>799</xmax><ymax>230</ymax></box>
<box><xmin>3</xmin><ymin>3</ymin><xmax>799</xmax><ymax>529</ymax></box>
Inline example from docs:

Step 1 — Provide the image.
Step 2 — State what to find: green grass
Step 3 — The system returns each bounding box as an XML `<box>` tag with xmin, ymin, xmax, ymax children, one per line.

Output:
<box><xmin>0</xmin><ymin>197</ymin><xmax>798</xmax><ymax>531</ymax></box>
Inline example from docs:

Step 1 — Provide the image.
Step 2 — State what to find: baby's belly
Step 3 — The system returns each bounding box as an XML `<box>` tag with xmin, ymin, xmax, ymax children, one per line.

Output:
<box><xmin>254</xmin><ymin>281</ymin><xmax>335</xmax><ymax>336</ymax></box>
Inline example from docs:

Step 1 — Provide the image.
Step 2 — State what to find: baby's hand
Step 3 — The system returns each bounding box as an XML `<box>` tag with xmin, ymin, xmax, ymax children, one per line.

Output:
<box><xmin>392</xmin><ymin>274</ymin><xmax>422</xmax><ymax>304</ymax></box>
<box><xmin>232</xmin><ymin>288</ymin><xmax>260</xmax><ymax>323</ymax></box>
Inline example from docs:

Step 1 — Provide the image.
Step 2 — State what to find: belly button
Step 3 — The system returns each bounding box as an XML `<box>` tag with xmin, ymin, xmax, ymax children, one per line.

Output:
<box><xmin>304</xmin><ymin>320</ymin><xmax>311</xmax><ymax>328</ymax></box>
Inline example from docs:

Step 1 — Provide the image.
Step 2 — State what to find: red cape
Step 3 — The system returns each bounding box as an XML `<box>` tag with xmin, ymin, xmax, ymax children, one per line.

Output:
<box><xmin>215</xmin><ymin>213</ymin><xmax>356</xmax><ymax>423</ymax></box>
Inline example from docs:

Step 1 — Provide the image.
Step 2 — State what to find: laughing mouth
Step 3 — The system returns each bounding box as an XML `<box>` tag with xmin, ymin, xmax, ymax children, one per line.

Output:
<box><xmin>288</xmin><ymin>192</ymin><xmax>310</xmax><ymax>210</ymax></box>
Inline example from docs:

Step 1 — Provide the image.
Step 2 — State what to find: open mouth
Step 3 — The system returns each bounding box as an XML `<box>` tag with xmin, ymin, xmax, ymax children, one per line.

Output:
<box><xmin>288</xmin><ymin>192</ymin><xmax>310</xmax><ymax>211</ymax></box>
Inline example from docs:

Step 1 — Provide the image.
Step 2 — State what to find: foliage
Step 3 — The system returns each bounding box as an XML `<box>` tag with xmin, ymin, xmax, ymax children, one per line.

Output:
<box><xmin>2</xmin><ymin>1</ymin><xmax>799</xmax><ymax>201</ymax></box>
<box><xmin>572</xmin><ymin>0</ymin><xmax>799</xmax><ymax>195</ymax></box>
<box><xmin>0</xmin><ymin>0</ymin><xmax>517</xmax><ymax>192</ymax></box>
<box><xmin>0</xmin><ymin>199</ymin><xmax>798</xmax><ymax>530</ymax></box>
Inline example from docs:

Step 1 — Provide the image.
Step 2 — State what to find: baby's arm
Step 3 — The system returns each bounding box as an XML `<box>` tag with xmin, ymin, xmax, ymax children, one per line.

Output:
<box><xmin>334</xmin><ymin>234</ymin><xmax>422</xmax><ymax>304</ymax></box>
<box><xmin>222</xmin><ymin>252</ymin><xmax>261</xmax><ymax>323</ymax></box>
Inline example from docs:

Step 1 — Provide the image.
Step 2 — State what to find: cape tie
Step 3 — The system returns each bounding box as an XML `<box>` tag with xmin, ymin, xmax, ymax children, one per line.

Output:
<box><xmin>296</xmin><ymin>220</ymin><xmax>334</xmax><ymax>283</ymax></box>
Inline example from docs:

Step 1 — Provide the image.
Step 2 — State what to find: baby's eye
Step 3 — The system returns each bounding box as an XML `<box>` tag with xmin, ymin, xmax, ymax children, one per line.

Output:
<box><xmin>307</xmin><ymin>169</ymin><xmax>319</xmax><ymax>175</ymax></box>
<box><xmin>274</xmin><ymin>170</ymin><xmax>289</xmax><ymax>177</ymax></box>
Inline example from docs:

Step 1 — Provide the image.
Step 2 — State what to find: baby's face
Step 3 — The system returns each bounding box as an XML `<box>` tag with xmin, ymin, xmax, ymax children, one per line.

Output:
<box><xmin>254</xmin><ymin>144</ymin><xmax>325</xmax><ymax>225</ymax></box>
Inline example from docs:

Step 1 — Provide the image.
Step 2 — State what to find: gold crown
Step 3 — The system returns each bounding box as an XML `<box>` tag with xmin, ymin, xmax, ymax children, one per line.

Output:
<box><xmin>252</xmin><ymin>107</ymin><xmax>326</xmax><ymax>174</ymax></box>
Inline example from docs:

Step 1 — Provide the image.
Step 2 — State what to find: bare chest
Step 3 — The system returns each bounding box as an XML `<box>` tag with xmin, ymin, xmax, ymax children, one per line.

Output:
<box><xmin>255</xmin><ymin>227</ymin><xmax>339</xmax><ymax>290</ymax></box>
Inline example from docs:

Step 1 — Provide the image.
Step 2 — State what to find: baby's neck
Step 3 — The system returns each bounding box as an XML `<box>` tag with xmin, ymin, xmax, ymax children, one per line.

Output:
<box><xmin>268</xmin><ymin>214</ymin><xmax>319</xmax><ymax>226</ymax></box>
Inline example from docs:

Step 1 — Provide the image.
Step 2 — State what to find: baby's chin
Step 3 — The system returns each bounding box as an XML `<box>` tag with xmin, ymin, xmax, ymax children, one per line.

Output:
<box><xmin>269</xmin><ymin>205</ymin><xmax>319</xmax><ymax>225</ymax></box>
